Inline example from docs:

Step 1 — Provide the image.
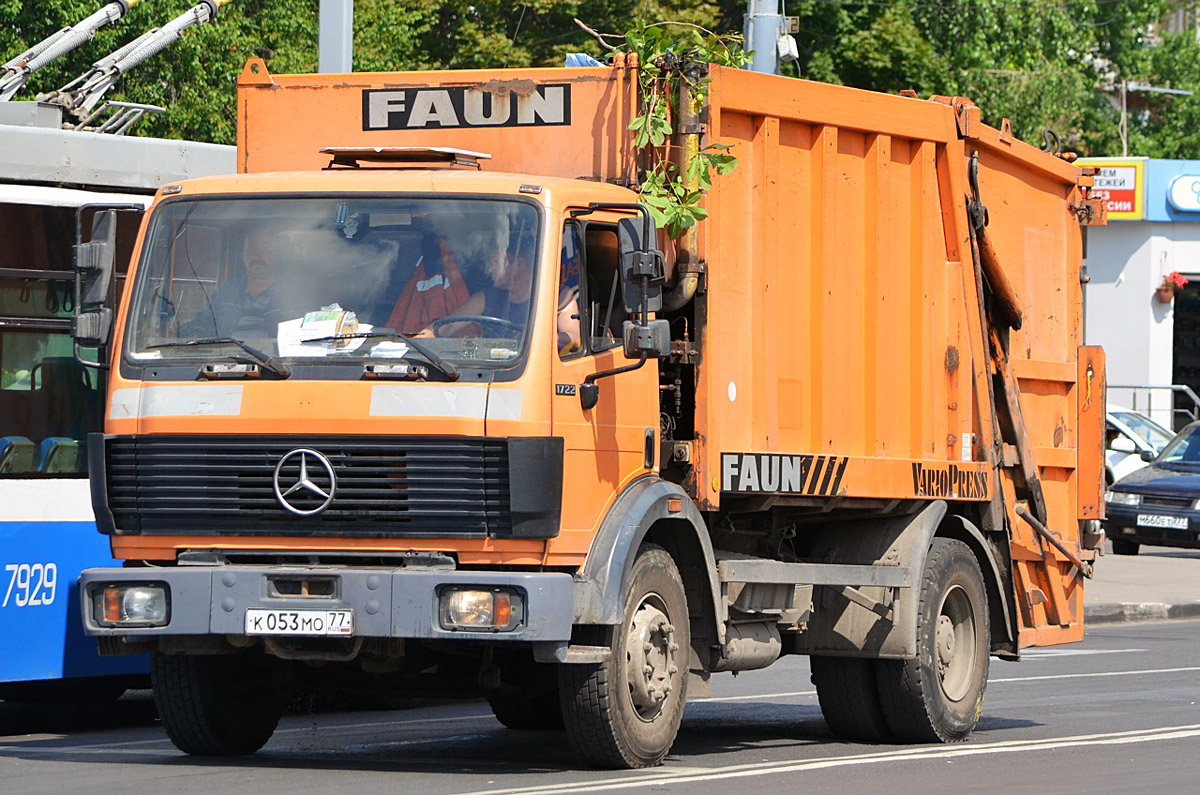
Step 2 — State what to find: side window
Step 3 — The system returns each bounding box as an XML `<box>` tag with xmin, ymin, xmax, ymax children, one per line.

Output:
<box><xmin>583</xmin><ymin>224</ymin><xmax>625</xmax><ymax>352</ymax></box>
<box><xmin>558</xmin><ymin>219</ymin><xmax>626</xmax><ymax>360</ymax></box>
<box><xmin>558</xmin><ymin>224</ymin><xmax>582</xmax><ymax>358</ymax></box>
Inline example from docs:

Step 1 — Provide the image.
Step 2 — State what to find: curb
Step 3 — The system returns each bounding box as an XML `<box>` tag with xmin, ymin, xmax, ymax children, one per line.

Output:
<box><xmin>1084</xmin><ymin>602</ymin><xmax>1200</xmax><ymax>625</ymax></box>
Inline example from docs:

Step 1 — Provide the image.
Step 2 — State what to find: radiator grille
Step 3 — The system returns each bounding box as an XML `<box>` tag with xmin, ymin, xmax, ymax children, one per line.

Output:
<box><xmin>104</xmin><ymin>435</ymin><xmax>511</xmax><ymax>537</ymax></box>
<box><xmin>1139</xmin><ymin>495</ymin><xmax>1192</xmax><ymax>509</ymax></box>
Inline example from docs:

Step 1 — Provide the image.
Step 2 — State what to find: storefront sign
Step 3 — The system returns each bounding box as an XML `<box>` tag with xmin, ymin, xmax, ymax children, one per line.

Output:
<box><xmin>1078</xmin><ymin>158</ymin><xmax>1144</xmax><ymax>220</ymax></box>
<box><xmin>1167</xmin><ymin>174</ymin><xmax>1200</xmax><ymax>212</ymax></box>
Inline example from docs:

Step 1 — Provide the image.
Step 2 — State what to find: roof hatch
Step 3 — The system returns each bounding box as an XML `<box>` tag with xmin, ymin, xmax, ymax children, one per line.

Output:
<box><xmin>319</xmin><ymin>146</ymin><xmax>491</xmax><ymax>170</ymax></box>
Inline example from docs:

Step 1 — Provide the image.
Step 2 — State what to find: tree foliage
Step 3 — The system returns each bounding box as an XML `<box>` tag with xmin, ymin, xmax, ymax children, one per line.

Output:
<box><xmin>785</xmin><ymin>0</ymin><xmax>1199</xmax><ymax>157</ymax></box>
<box><xmin>3</xmin><ymin>0</ymin><xmax>1200</xmax><ymax>156</ymax></box>
<box><xmin>0</xmin><ymin>0</ymin><xmax>317</xmax><ymax>142</ymax></box>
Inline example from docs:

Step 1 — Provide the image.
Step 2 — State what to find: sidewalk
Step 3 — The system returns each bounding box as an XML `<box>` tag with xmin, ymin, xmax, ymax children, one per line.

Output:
<box><xmin>1084</xmin><ymin>543</ymin><xmax>1200</xmax><ymax>624</ymax></box>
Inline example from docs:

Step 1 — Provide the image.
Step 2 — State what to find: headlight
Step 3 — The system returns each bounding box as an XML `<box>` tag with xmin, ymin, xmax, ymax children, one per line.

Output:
<box><xmin>438</xmin><ymin>587</ymin><xmax>524</xmax><ymax>631</ymax></box>
<box><xmin>1105</xmin><ymin>491</ymin><xmax>1141</xmax><ymax>506</ymax></box>
<box><xmin>93</xmin><ymin>583</ymin><xmax>169</xmax><ymax>627</ymax></box>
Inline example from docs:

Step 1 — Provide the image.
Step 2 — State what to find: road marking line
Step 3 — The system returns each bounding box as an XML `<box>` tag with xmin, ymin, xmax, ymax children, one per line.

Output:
<box><xmin>453</xmin><ymin>724</ymin><xmax>1200</xmax><ymax>795</ymax></box>
<box><xmin>695</xmin><ymin>690</ymin><xmax>815</xmax><ymax>703</ymax></box>
<box><xmin>275</xmin><ymin>710</ymin><xmax>495</xmax><ymax>735</ymax></box>
<box><xmin>992</xmin><ymin>665</ymin><xmax>1200</xmax><ymax>684</ymax></box>
<box><xmin>690</xmin><ymin>665</ymin><xmax>1200</xmax><ymax>704</ymax></box>
<box><xmin>0</xmin><ymin>710</ymin><xmax>500</xmax><ymax>751</ymax></box>
<box><xmin>1019</xmin><ymin>647</ymin><xmax>1146</xmax><ymax>658</ymax></box>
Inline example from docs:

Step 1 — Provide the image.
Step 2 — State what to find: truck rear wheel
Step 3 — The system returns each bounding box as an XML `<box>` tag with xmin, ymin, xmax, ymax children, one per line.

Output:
<box><xmin>876</xmin><ymin>538</ymin><xmax>989</xmax><ymax>743</ymax></box>
<box><xmin>152</xmin><ymin>652</ymin><xmax>283</xmax><ymax>756</ymax></box>
<box><xmin>560</xmin><ymin>544</ymin><xmax>689</xmax><ymax>768</ymax></box>
<box><xmin>810</xmin><ymin>655</ymin><xmax>892</xmax><ymax>743</ymax></box>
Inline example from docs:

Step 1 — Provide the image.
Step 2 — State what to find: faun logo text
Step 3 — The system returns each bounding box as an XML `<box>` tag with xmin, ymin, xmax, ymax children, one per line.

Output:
<box><xmin>363</xmin><ymin>85</ymin><xmax>571</xmax><ymax>131</ymax></box>
<box><xmin>911</xmin><ymin>463</ymin><xmax>989</xmax><ymax>499</ymax></box>
<box><xmin>721</xmin><ymin>453</ymin><xmax>848</xmax><ymax>496</ymax></box>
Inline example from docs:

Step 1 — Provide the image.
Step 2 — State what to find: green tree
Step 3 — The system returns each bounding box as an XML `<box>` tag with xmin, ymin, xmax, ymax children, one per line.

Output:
<box><xmin>783</xmin><ymin>0</ymin><xmax>1195</xmax><ymax>157</ymax></box>
<box><xmin>1</xmin><ymin>0</ymin><xmax>318</xmax><ymax>143</ymax></box>
<box><xmin>5</xmin><ymin>0</ymin><xmax>1200</xmax><ymax>155</ymax></box>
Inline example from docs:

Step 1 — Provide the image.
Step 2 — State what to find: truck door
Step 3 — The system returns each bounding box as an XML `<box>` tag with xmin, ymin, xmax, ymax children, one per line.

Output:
<box><xmin>551</xmin><ymin>219</ymin><xmax>659</xmax><ymax>540</ymax></box>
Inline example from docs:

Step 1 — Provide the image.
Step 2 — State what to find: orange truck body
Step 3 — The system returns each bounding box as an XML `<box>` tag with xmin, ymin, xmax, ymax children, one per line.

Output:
<box><xmin>80</xmin><ymin>57</ymin><xmax>1105</xmax><ymax>764</ymax></box>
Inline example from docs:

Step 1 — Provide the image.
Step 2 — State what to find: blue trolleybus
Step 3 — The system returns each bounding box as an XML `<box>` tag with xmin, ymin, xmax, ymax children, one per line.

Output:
<box><xmin>0</xmin><ymin>187</ymin><xmax>149</xmax><ymax>702</ymax></box>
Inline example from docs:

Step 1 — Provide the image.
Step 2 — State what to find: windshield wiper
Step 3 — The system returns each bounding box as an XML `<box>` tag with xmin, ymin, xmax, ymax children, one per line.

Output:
<box><xmin>148</xmin><ymin>337</ymin><xmax>291</xmax><ymax>379</ymax></box>
<box><xmin>299</xmin><ymin>330</ymin><xmax>458</xmax><ymax>381</ymax></box>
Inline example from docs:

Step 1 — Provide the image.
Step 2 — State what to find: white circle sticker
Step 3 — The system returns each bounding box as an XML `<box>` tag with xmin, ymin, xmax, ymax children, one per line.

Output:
<box><xmin>728</xmin><ymin>381</ymin><xmax>737</xmax><ymax>402</ymax></box>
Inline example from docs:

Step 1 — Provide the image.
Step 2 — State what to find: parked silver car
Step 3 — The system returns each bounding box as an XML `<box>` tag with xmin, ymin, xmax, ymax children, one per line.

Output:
<box><xmin>1106</xmin><ymin>406</ymin><xmax>1175</xmax><ymax>486</ymax></box>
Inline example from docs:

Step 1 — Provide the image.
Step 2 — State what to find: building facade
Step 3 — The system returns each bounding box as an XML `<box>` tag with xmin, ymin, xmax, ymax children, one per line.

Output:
<box><xmin>1079</xmin><ymin>157</ymin><xmax>1200</xmax><ymax>430</ymax></box>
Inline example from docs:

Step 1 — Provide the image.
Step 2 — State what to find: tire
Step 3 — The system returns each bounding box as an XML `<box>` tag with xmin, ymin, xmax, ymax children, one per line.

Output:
<box><xmin>876</xmin><ymin>538</ymin><xmax>989</xmax><ymax>743</ymax></box>
<box><xmin>560</xmin><ymin>544</ymin><xmax>690</xmax><ymax>768</ymax></box>
<box><xmin>487</xmin><ymin>685</ymin><xmax>564</xmax><ymax>730</ymax></box>
<box><xmin>1110</xmin><ymin>538</ymin><xmax>1140</xmax><ymax>555</ymax></box>
<box><xmin>810</xmin><ymin>655</ymin><xmax>892</xmax><ymax>743</ymax></box>
<box><xmin>152</xmin><ymin>652</ymin><xmax>283</xmax><ymax>756</ymax></box>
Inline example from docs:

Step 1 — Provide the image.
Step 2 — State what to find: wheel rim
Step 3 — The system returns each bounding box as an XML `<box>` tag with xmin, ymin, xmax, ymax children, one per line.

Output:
<box><xmin>935</xmin><ymin>584</ymin><xmax>977</xmax><ymax>702</ymax></box>
<box><xmin>624</xmin><ymin>593</ymin><xmax>680</xmax><ymax>721</ymax></box>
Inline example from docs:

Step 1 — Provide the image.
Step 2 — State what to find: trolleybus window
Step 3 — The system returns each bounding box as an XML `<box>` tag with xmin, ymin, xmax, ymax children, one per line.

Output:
<box><xmin>0</xmin><ymin>202</ymin><xmax>137</xmax><ymax>476</ymax></box>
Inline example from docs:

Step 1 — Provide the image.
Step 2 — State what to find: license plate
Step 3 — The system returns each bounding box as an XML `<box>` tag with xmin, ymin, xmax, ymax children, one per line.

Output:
<box><xmin>244</xmin><ymin>608</ymin><xmax>353</xmax><ymax>636</ymax></box>
<box><xmin>1136</xmin><ymin>514</ymin><xmax>1189</xmax><ymax>530</ymax></box>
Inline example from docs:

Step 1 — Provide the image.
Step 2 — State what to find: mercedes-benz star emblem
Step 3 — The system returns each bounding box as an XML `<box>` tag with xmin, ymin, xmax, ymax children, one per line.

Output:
<box><xmin>273</xmin><ymin>449</ymin><xmax>337</xmax><ymax>516</ymax></box>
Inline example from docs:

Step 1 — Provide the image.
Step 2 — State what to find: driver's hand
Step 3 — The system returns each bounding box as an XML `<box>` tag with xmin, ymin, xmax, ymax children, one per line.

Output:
<box><xmin>413</xmin><ymin>327</ymin><xmax>434</xmax><ymax>338</ymax></box>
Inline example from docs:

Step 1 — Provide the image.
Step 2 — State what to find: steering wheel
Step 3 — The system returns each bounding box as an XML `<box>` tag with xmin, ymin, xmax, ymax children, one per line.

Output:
<box><xmin>429</xmin><ymin>315</ymin><xmax>522</xmax><ymax>338</ymax></box>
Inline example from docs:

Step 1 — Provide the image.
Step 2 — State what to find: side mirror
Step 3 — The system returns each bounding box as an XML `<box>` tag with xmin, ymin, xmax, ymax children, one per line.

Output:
<box><xmin>75</xmin><ymin>209</ymin><xmax>118</xmax><ymax>307</ymax></box>
<box><xmin>71</xmin><ymin>206</ymin><xmax>131</xmax><ymax>365</ymax></box>
<box><xmin>623</xmin><ymin>319</ymin><xmax>670</xmax><ymax>359</ymax></box>
<box><xmin>618</xmin><ymin>216</ymin><xmax>664</xmax><ymax>315</ymax></box>
<box><xmin>72</xmin><ymin>308</ymin><xmax>113</xmax><ymax>347</ymax></box>
<box><xmin>1140</xmin><ymin>449</ymin><xmax>1157</xmax><ymax>463</ymax></box>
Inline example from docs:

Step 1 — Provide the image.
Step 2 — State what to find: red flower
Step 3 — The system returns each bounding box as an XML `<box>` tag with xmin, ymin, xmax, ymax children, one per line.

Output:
<box><xmin>1163</xmin><ymin>271</ymin><xmax>1189</xmax><ymax>290</ymax></box>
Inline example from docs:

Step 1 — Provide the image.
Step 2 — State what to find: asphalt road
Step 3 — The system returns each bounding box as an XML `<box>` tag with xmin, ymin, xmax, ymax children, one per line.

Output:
<box><xmin>2</xmin><ymin>620</ymin><xmax>1198</xmax><ymax>795</ymax></box>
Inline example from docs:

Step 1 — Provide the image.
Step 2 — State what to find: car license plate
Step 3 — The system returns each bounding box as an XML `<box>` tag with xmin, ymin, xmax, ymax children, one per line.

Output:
<box><xmin>244</xmin><ymin>608</ymin><xmax>353</xmax><ymax>636</ymax></box>
<box><xmin>1136</xmin><ymin>514</ymin><xmax>1189</xmax><ymax>530</ymax></box>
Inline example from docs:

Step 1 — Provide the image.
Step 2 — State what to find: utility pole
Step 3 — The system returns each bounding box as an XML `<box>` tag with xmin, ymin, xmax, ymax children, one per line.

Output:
<box><xmin>319</xmin><ymin>0</ymin><xmax>353</xmax><ymax>73</ymax></box>
<box><xmin>1119</xmin><ymin>80</ymin><xmax>1192</xmax><ymax>157</ymax></box>
<box><xmin>744</xmin><ymin>0</ymin><xmax>782</xmax><ymax>75</ymax></box>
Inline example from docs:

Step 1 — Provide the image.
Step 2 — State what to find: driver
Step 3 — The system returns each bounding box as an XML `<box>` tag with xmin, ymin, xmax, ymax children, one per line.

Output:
<box><xmin>185</xmin><ymin>227</ymin><xmax>287</xmax><ymax>338</ymax></box>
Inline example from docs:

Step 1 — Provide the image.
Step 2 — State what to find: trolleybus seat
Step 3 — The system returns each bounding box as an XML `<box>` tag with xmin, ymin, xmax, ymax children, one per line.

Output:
<box><xmin>37</xmin><ymin>437</ymin><xmax>81</xmax><ymax>473</ymax></box>
<box><xmin>0</xmin><ymin>387</ymin><xmax>31</xmax><ymax>438</ymax></box>
<box><xmin>0</xmin><ymin>436</ymin><xmax>37</xmax><ymax>473</ymax></box>
<box><xmin>30</xmin><ymin>356</ymin><xmax>95</xmax><ymax>444</ymax></box>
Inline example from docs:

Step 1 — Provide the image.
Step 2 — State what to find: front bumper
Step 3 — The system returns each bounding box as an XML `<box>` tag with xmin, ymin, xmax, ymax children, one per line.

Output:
<box><xmin>80</xmin><ymin>566</ymin><xmax>575</xmax><ymax>643</ymax></box>
<box><xmin>1102</xmin><ymin>502</ymin><xmax>1200</xmax><ymax>549</ymax></box>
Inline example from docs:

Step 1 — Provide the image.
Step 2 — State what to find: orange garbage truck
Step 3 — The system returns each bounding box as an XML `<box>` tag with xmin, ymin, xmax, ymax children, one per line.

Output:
<box><xmin>76</xmin><ymin>55</ymin><xmax>1106</xmax><ymax>768</ymax></box>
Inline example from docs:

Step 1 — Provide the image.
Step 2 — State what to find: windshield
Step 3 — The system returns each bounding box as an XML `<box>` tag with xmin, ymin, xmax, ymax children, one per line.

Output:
<box><xmin>125</xmin><ymin>197</ymin><xmax>540</xmax><ymax>373</ymax></box>
<box><xmin>1110</xmin><ymin>410</ymin><xmax>1174</xmax><ymax>451</ymax></box>
<box><xmin>1156</xmin><ymin>423</ymin><xmax>1200</xmax><ymax>463</ymax></box>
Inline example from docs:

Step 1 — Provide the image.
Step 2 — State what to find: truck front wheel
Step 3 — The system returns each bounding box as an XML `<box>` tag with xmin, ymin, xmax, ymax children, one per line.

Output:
<box><xmin>560</xmin><ymin>544</ymin><xmax>690</xmax><ymax>768</ymax></box>
<box><xmin>876</xmin><ymin>538</ymin><xmax>989</xmax><ymax>743</ymax></box>
<box><xmin>152</xmin><ymin>651</ymin><xmax>284</xmax><ymax>756</ymax></box>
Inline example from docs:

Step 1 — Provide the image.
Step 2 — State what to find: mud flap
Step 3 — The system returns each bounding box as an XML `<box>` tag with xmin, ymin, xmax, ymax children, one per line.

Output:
<box><xmin>794</xmin><ymin>501</ymin><xmax>946</xmax><ymax>659</ymax></box>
